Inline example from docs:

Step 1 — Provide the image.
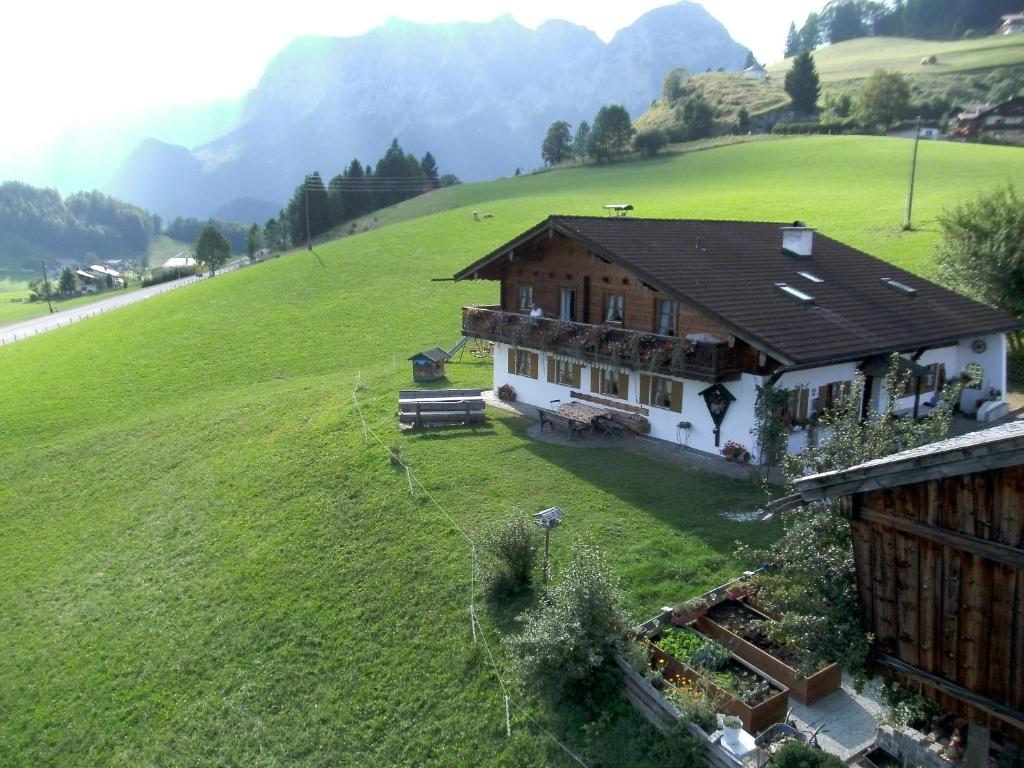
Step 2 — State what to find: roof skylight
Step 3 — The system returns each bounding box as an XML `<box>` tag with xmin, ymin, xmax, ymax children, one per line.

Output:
<box><xmin>775</xmin><ymin>282</ymin><xmax>815</xmax><ymax>305</ymax></box>
<box><xmin>798</xmin><ymin>271</ymin><xmax>824</xmax><ymax>284</ymax></box>
<box><xmin>882</xmin><ymin>277</ymin><xmax>917</xmax><ymax>296</ymax></box>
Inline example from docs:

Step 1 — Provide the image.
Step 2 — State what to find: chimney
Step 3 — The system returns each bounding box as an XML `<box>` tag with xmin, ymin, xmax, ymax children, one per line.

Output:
<box><xmin>781</xmin><ymin>221</ymin><xmax>814</xmax><ymax>257</ymax></box>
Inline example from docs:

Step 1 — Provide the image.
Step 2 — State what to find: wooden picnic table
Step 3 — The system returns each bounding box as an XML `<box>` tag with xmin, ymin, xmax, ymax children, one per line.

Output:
<box><xmin>555</xmin><ymin>401</ymin><xmax>625</xmax><ymax>437</ymax></box>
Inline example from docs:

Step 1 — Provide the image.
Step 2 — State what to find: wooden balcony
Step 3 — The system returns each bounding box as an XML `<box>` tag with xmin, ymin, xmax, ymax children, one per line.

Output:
<box><xmin>461</xmin><ymin>306</ymin><xmax>743</xmax><ymax>382</ymax></box>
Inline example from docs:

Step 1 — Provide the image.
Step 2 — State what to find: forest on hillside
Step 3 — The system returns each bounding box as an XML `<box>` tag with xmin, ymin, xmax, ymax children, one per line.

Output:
<box><xmin>786</xmin><ymin>0</ymin><xmax>1022</xmax><ymax>55</ymax></box>
<box><xmin>0</xmin><ymin>183</ymin><xmax>160</xmax><ymax>270</ymax></box>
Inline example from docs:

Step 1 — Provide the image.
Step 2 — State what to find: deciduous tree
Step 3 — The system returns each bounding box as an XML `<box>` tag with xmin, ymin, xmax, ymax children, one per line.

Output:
<box><xmin>588</xmin><ymin>105</ymin><xmax>634</xmax><ymax>162</ymax></box>
<box><xmin>855</xmin><ymin>69</ymin><xmax>910</xmax><ymax>129</ymax></box>
<box><xmin>195</xmin><ymin>224</ymin><xmax>230</xmax><ymax>275</ymax></box>
<box><xmin>541</xmin><ymin>120</ymin><xmax>573</xmax><ymax>166</ymax></box>
<box><xmin>245</xmin><ymin>224</ymin><xmax>261</xmax><ymax>262</ymax></box>
<box><xmin>935</xmin><ymin>185</ymin><xmax>1024</xmax><ymax>320</ymax></box>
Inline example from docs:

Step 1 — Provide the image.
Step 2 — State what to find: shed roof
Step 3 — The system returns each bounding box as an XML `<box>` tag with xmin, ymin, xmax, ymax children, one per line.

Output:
<box><xmin>795</xmin><ymin>420</ymin><xmax>1024</xmax><ymax>500</ymax></box>
<box><xmin>409</xmin><ymin>347</ymin><xmax>450</xmax><ymax>363</ymax></box>
<box><xmin>453</xmin><ymin>216</ymin><xmax>1021</xmax><ymax>366</ymax></box>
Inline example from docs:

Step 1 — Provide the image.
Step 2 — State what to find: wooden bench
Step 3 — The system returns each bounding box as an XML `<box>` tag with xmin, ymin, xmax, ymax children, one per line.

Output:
<box><xmin>398</xmin><ymin>389</ymin><xmax>486</xmax><ymax>429</ymax></box>
<box><xmin>537</xmin><ymin>408</ymin><xmax>591</xmax><ymax>440</ymax></box>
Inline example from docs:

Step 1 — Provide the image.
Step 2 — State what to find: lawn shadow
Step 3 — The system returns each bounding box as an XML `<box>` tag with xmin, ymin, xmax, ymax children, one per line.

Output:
<box><xmin>504</xmin><ymin>416</ymin><xmax>776</xmax><ymax>548</ymax></box>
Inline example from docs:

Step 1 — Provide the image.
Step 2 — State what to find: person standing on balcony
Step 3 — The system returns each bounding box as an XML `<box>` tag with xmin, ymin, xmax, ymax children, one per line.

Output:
<box><xmin>530</xmin><ymin>304</ymin><xmax>544</xmax><ymax>318</ymax></box>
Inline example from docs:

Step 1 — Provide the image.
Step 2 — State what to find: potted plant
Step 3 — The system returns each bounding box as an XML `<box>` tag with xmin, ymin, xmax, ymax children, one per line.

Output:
<box><xmin>497</xmin><ymin>383</ymin><xmax>516</xmax><ymax>402</ymax></box>
<box><xmin>723</xmin><ymin>715</ymin><xmax>743</xmax><ymax>744</ymax></box>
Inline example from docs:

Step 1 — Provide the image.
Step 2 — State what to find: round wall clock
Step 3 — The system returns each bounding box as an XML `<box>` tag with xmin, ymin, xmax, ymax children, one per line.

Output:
<box><xmin>971</xmin><ymin>339</ymin><xmax>987</xmax><ymax>354</ymax></box>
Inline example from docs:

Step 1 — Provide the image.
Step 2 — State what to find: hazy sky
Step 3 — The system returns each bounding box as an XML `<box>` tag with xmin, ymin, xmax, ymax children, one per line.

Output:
<box><xmin>1</xmin><ymin>0</ymin><xmax>822</xmax><ymax>169</ymax></box>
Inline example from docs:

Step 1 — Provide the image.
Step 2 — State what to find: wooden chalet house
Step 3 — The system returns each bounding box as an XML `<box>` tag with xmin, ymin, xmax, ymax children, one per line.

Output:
<box><xmin>795</xmin><ymin>421</ymin><xmax>1024</xmax><ymax>751</ymax></box>
<box><xmin>453</xmin><ymin>216</ymin><xmax>1020</xmax><ymax>460</ymax></box>
<box><xmin>949</xmin><ymin>96</ymin><xmax>1024</xmax><ymax>144</ymax></box>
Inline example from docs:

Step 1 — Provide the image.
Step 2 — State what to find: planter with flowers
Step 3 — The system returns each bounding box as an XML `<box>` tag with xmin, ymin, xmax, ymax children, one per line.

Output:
<box><xmin>721</xmin><ymin>441</ymin><xmax>751</xmax><ymax>463</ymax></box>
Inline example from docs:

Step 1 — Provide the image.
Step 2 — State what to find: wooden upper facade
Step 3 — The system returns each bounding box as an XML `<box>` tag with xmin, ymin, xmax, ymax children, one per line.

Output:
<box><xmin>796</xmin><ymin>422</ymin><xmax>1024</xmax><ymax>740</ymax></box>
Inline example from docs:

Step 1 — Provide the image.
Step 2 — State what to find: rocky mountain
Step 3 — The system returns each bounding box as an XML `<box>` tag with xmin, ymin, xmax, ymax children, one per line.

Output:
<box><xmin>108</xmin><ymin>2</ymin><xmax>749</xmax><ymax>221</ymax></box>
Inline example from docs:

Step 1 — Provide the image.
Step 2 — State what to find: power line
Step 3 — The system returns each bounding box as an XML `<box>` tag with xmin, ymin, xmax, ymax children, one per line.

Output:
<box><xmin>349</xmin><ymin>385</ymin><xmax>590</xmax><ymax>768</ymax></box>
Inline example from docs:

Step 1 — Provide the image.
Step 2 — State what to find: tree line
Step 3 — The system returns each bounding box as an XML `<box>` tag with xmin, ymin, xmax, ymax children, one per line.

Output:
<box><xmin>167</xmin><ymin>216</ymin><xmax>252</xmax><ymax>254</ymax></box>
<box><xmin>785</xmin><ymin>0</ymin><xmax>1020</xmax><ymax>56</ymax></box>
<box><xmin>0</xmin><ymin>182</ymin><xmax>160</xmax><ymax>269</ymax></box>
<box><xmin>275</xmin><ymin>139</ymin><xmax>457</xmax><ymax>248</ymax></box>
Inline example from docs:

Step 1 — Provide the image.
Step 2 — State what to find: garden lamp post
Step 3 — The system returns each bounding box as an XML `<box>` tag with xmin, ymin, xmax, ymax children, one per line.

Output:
<box><xmin>533</xmin><ymin>506</ymin><xmax>563</xmax><ymax>584</ymax></box>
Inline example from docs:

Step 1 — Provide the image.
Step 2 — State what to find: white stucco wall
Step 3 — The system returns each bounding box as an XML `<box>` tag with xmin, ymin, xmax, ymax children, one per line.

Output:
<box><xmin>955</xmin><ymin>333</ymin><xmax>1007</xmax><ymax>414</ymax></box>
<box><xmin>492</xmin><ymin>343</ymin><xmax>760</xmax><ymax>458</ymax></box>
<box><xmin>490</xmin><ymin>332</ymin><xmax>1012</xmax><ymax>460</ymax></box>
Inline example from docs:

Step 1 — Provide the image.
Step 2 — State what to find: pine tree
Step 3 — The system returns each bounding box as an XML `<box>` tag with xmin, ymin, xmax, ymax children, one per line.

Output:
<box><xmin>784</xmin><ymin>22</ymin><xmax>800</xmax><ymax>57</ymax></box>
<box><xmin>420</xmin><ymin>152</ymin><xmax>439</xmax><ymax>188</ymax></box>
<box><xmin>784</xmin><ymin>51</ymin><xmax>821</xmax><ymax>114</ymax></box>
<box><xmin>573</xmin><ymin>121</ymin><xmax>591</xmax><ymax>160</ymax></box>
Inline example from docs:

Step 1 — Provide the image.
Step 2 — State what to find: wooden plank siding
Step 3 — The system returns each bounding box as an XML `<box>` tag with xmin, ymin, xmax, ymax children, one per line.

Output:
<box><xmin>500</xmin><ymin>234</ymin><xmax>733</xmax><ymax>341</ymax></box>
<box><xmin>848</xmin><ymin>464</ymin><xmax>1024</xmax><ymax>739</ymax></box>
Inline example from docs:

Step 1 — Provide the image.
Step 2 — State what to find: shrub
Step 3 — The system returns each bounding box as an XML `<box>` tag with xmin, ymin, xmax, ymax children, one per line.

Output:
<box><xmin>504</xmin><ymin>540</ymin><xmax>632</xmax><ymax>700</ymax></box>
<box><xmin>768</xmin><ymin>740</ymin><xmax>845</xmax><ymax>768</ymax></box>
<box><xmin>633</xmin><ymin>129</ymin><xmax>668</xmax><ymax>158</ymax></box>
<box><xmin>141</xmin><ymin>266</ymin><xmax>197</xmax><ymax>287</ymax></box>
<box><xmin>481</xmin><ymin>511</ymin><xmax>539</xmax><ymax>597</ymax></box>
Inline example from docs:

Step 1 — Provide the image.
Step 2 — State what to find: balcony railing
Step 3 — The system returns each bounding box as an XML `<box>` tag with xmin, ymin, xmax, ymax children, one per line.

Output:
<box><xmin>461</xmin><ymin>306</ymin><xmax>743</xmax><ymax>382</ymax></box>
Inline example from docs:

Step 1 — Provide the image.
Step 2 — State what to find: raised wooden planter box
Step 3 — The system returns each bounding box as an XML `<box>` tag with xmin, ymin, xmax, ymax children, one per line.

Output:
<box><xmin>649</xmin><ymin>641</ymin><xmax>789</xmax><ymax>733</ymax></box>
<box><xmin>696</xmin><ymin>601</ymin><xmax>842</xmax><ymax>705</ymax></box>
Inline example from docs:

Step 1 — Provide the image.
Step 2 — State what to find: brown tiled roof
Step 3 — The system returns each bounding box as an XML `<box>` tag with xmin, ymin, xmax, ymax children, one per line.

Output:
<box><xmin>454</xmin><ymin>215</ymin><xmax>1022</xmax><ymax>365</ymax></box>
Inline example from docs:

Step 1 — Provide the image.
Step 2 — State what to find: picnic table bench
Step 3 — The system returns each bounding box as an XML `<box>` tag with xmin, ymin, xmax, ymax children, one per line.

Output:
<box><xmin>398</xmin><ymin>389</ymin><xmax>486</xmax><ymax>429</ymax></box>
<box><xmin>537</xmin><ymin>407</ymin><xmax>592</xmax><ymax>440</ymax></box>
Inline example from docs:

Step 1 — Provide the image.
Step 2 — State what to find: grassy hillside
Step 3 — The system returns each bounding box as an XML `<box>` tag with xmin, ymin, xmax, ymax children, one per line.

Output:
<box><xmin>2</xmin><ymin>136</ymin><xmax>1022</xmax><ymax>766</ymax></box>
<box><xmin>767</xmin><ymin>34</ymin><xmax>1024</xmax><ymax>83</ymax></box>
<box><xmin>638</xmin><ymin>33</ymin><xmax>1024</xmax><ymax>132</ymax></box>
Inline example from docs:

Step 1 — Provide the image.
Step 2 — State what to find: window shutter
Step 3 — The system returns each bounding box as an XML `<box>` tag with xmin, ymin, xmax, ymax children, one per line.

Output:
<box><xmin>670</xmin><ymin>380</ymin><xmax>683</xmax><ymax>413</ymax></box>
<box><xmin>590</xmin><ymin>367</ymin><xmax>599</xmax><ymax>392</ymax></box>
<box><xmin>572</xmin><ymin>364</ymin><xmax>582</xmax><ymax>389</ymax></box>
<box><xmin>639</xmin><ymin>374</ymin><xmax>651</xmax><ymax>405</ymax></box>
<box><xmin>547</xmin><ymin>356</ymin><xmax>556</xmax><ymax>383</ymax></box>
<box><xmin>508</xmin><ymin>349</ymin><xmax>516</xmax><ymax>375</ymax></box>
<box><xmin>798</xmin><ymin>388</ymin><xmax>809</xmax><ymax>420</ymax></box>
<box><xmin>529</xmin><ymin>353</ymin><xmax>538</xmax><ymax>379</ymax></box>
<box><xmin>618</xmin><ymin>373</ymin><xmax>629</xmax><ymax>399</ymax></box>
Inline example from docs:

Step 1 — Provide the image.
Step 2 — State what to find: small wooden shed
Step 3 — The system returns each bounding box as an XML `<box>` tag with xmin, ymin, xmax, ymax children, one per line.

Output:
<box><xmin>795</xmin><ymin>422</ymin><xmax>1024</xmax><ymax>748</ymax></box>
<box><xmin>409</xmin><ymin>347</ymin><xmax>450</xmax><ymax>382</ymax></box>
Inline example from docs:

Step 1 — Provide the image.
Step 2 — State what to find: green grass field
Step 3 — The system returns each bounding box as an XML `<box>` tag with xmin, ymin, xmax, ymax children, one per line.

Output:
<box><xmin>2</xmin><ymin>136</ymin><xmax>1023</xmax><ymax>765</ymax></box>
<box><xmin>768</xmin><ymin>33</ymin><xmax>1024</xmax><ymax>83</ymax></box>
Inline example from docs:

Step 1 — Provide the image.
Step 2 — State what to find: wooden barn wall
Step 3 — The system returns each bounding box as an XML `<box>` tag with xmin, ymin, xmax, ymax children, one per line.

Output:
<box><xmin>847</xmin><ymin>464</ymin><xmax>1024</xmax><ymax>738</ymax></box>
<box><xmin>494</xmin><ymin>234</ymin><xmax>733</xmax><ymax>340</ymax></box>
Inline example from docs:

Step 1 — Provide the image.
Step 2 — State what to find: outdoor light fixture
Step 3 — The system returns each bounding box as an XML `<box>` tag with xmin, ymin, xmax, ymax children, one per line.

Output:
<box><xmin>534</xmin><ymin>507</ymin><xmax>564</xmax><ymax>583</ymax></box>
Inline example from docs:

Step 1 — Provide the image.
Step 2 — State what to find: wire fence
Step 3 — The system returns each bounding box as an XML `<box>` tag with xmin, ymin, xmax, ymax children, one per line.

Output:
<box><xmin>350</xmin><ymin>380</ymin><xmax>589</xmax><ymax>767</ymax></box>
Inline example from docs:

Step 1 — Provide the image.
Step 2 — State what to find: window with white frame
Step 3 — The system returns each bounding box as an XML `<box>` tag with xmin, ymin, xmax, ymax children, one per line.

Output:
<box><xmin>508</xmin><ymin>349</ymin><xmax>538</xmax><ymax>378</ymax></box>
<box><xmin>656</xmin><ymin>299</ymin><xmax>677</xmax><ymax>336</ymax></box>
<box><xmin>555</xmin><ymin>359</ymin><xmax>578</xmax><ymax>386</ymax></box>
<box><xmin>598</xmin><ymin>368</ymin><xmax>627</xmax><ymax>398</ymax></box>
<box><xmin>603</xmin><ymin>293</ymin><xmax>624</xmax><ymax>323</ymax></box>
<box><xmin>517</xmin><ymin>284</ymin><xmax>533</xmax><ymax>310</ymax></box>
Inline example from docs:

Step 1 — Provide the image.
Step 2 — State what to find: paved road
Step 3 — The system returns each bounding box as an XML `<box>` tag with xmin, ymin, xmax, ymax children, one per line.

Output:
<box><xmin>0</xmin><ymin>261</ymin><xmax>243</xmax><ymax>346</ymax></box>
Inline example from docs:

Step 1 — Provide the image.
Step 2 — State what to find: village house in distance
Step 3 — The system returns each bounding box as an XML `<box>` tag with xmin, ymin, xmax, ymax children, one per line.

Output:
<box><xmin>454</xmin><ymin>215</ymin><xmax>1021</xmax><ymax>459</ymax></box>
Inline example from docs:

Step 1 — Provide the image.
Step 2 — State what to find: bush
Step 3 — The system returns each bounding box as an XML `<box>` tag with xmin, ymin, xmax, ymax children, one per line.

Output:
<box><xmin>141</xmin><ymin>266</ymin><xmax>197</xmax><ymax>287</ymax></box>
<box><xmin>633</xmin><ymin>129</ymin><xmax>668</xmax><ymax>158</ymax></box>
<box><xmin>481</xmin><ymin>512</ymin><xmax>539</xmax><ymax>597</ymax></box>
<box><xmin>768</xmin><ymin>740</ymin><xmax>845</xmax><ymax>768</ymax></box>
<box><xmin>504</xmin><ymin>541</ymin><xmax>632</xmax><ymax>700</ymax></box>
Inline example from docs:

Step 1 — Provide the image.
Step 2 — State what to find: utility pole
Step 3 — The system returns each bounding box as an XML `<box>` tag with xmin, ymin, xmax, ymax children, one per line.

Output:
<box><xmin>903</xmin><ymin>116</ymin><xmax>922</xmax><ymax>231</ymax></box>
<box><xmin>40</xmin><ymin>260</ymin><xmax>53</xmax><ymax>314</ymax></box>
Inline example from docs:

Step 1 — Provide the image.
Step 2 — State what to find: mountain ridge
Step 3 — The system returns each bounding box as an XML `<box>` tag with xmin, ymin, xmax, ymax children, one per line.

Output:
<box><xmin>107</xmin><ymin>2</ymin><xmax>750</xmax><ymax>221</ymax></box>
